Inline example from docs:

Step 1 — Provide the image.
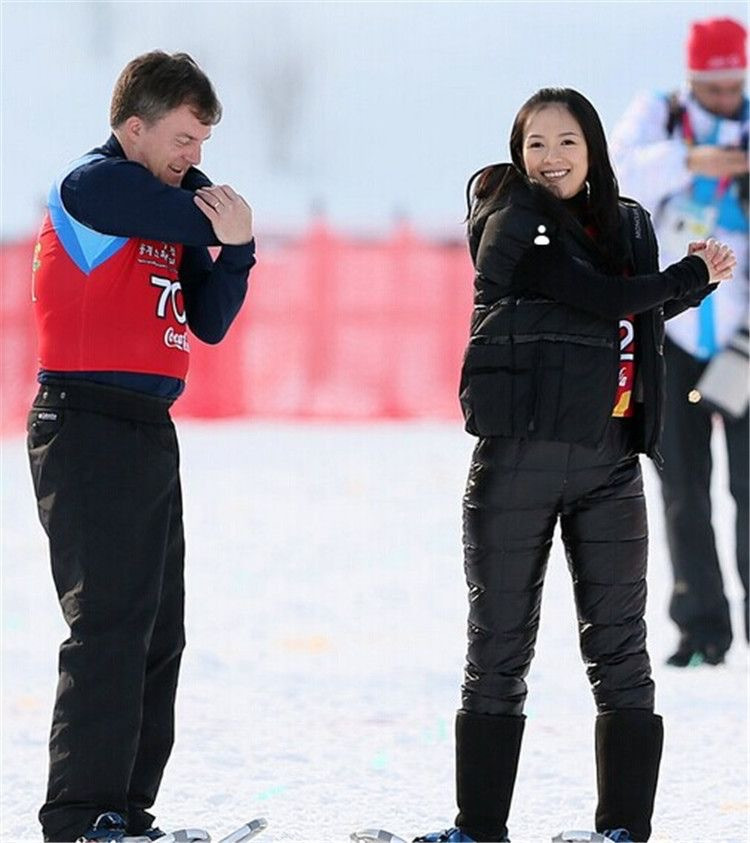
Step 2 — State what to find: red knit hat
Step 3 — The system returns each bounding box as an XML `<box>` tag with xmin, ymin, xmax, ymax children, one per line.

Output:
<box><xmin>687</xmin><ymin>17</ymin><xmax>747</xmax><ymax>79</ymax></box>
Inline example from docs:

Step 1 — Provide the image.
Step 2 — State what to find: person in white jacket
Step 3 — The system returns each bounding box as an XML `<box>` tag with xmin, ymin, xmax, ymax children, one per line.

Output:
<box><xmin>611</xmin><ymin>16</ymin><xmax>748</xmax><ymax>668</ymax></box>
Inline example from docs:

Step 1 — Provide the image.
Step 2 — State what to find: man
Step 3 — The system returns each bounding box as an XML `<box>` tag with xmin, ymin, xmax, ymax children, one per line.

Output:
<box><xmin>28</xmin><ymin>51</ymin><xmax>255</xmax><ymax>841</ymax></box>
<box><xmin>611</xmin><ymin>18</ymin><xmax>749</xmax><ymax>667</ymax></box>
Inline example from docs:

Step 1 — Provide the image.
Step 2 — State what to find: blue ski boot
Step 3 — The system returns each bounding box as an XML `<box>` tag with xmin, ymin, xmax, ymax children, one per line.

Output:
<box><xmin>77</xmin><ymin>815</ymin><xmax>213</xmax><ymax>843</ymax></box>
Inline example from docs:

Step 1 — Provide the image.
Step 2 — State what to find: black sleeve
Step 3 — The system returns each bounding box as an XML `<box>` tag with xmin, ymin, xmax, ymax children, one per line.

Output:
<box><xmin>478</xmin><ymin>199</ymin><xmax>713</xmax><ymax>319</ymax></box>
<box><xmin>61</xmin><ymin>157</ymin><xmax>223</xmax><ymax>246</ymax></box>
<box><xmin>512</xmin><ymin>243</ymin><xmax>712</xmax><ymax>319</ymax></box>
<box><xmin>180</xmin><ymin>241</ymin><xmax>256</xmax><ymax>344</ymax></box>
<box><xmin>474</xmin><ymin>204</ymin><xmax>556</xmax><ymax>293</ymax></box>
<box><xmin>181</xmin><ymin>167</ymin><xmax>213</xmax><ymax>191</ymax></box>
<box><xmin>663</xmin><ymin>284</ymin><xmax>719</xmax><ymax>320</ymax></box>
<box><xmin>636</xmin><ymin>201</ymin><xmax>717</xmax><ymax>320</ymax></box>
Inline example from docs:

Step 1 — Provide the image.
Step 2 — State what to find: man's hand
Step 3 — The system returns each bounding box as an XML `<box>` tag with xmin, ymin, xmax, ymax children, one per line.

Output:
<box><xmin>194</xmin><ymin>185</ymin><xmax>253</xmax><ymax>245</ymax></box>
<box><xmin>686</xmin><ymin>146</ymin><xmax>749</xmax><ymax>179</ymax></box>
<box><xmin>688</xmin><ymin>238</ymin><xmax>736</xmax><ymax>282</ymax></box>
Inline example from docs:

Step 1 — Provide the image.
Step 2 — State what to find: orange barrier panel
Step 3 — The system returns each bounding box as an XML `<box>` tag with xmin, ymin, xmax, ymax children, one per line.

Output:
<box><xmin>1</xmin><ymin>222</ymin><xmax>474</xmax><ymax>434</ymax></box>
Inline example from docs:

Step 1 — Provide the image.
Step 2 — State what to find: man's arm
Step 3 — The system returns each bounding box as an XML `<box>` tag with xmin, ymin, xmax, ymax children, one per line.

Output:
<box><xmin>610</xmin><ymin>92</ymin><xmax>694</xmax><ymax>216</ymax></box>
<box><xmin>180</xmin><ymin>243</ymin><xmax>255</xmax><ymax>344</ymax></box>
<box><xmin>61</xmin><ymin>156</ymin><xmax>222</xmax><ymax>245</ymax></box>
<box><xmin>62</xmin><ymin>150</ymin><xmax>255</xmax><ymax>343</ymax></box>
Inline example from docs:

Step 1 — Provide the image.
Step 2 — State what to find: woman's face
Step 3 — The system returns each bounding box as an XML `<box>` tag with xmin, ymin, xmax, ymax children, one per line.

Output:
<box><xmin>522</xmin><ymin>104</ymin><xmax>589</xmax><ymax>199</ymax></box>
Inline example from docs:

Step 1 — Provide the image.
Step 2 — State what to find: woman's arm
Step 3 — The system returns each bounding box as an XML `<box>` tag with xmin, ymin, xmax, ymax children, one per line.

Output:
<box><xmin>473</xmin><ymin>203</ymin><xmax>558</xmax><ymax>297</ymax></box>
<box><xmin>476</xmin><ymin>193</ymin><xmax>730</xmax><ymax>320</ymax></box>
<box><xmin>663</xmin><ymin>284</ymin><xmax>719</xmax><ymax>320</ymax></box>
<box><xmin>511</xmin><ymin>242</ymin><xmax>712</xmax><ymax>319</ymax></box>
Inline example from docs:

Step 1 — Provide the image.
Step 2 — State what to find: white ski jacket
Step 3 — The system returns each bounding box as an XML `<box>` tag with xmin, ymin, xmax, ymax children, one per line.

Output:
<box><xmin>611</xmin><ymin>89</ymin><xmax>748</xmax><ymax>359</ymax></box>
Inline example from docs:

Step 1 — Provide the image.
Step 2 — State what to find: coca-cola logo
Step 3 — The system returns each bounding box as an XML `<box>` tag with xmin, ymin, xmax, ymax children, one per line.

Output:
<box><xmin>164</xmin><ymin>327</ymin><xmax>190</xmax><ymax>352</ymax></box>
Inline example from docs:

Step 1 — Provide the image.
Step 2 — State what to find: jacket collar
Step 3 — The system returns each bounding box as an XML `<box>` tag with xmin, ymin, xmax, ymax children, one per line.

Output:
<box><xmin>87</xmin><ymin>134</ymin><xmax>126</xmax><ymax>160</ymax></box>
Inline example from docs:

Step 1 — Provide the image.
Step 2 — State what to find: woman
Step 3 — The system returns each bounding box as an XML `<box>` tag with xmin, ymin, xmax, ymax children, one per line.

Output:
<box><xmin>417</xmin><ymin>89</ymin><xmax>734</xmax><ymax>843</ymax></box>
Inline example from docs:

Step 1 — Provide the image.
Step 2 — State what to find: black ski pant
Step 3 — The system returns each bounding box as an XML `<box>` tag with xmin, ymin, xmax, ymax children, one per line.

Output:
<box><xmin>461</xmin><ymin>421</ymin><xmax>655</xmax><ymax>716</ymax></box>
<box><xmin>28</xmin><ymin>381</ymin><xmax>185</xmax><ymax>843</ymax></box>
<box><xmin>660</xmin><ymin>337</ymin><xmax>749</xmax><ymax>651</ymax></box>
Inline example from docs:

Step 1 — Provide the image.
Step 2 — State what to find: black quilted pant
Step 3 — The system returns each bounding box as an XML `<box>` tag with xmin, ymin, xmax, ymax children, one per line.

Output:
<box><xmin>461</xmin><ymin>420</ymin><xmax>654</xmax><ymax>716</ymax></box>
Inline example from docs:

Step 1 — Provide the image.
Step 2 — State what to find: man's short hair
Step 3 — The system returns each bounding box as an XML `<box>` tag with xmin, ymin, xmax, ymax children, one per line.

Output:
<box><xmin>110</xmin><ymin>51</ymin><xmax>222</xmax><ymax>128</ymax></box>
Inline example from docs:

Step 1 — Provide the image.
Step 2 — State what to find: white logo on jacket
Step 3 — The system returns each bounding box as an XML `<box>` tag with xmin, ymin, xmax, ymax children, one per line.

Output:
<box><xmin>533</xmin><ymin>224</ymin><xmax>550</xmax><ymax>245</ymax></box>
<box><xmin>164</xmin><ymin>327</ymin><xmax>190</xmax><ymax>352</ymax></box>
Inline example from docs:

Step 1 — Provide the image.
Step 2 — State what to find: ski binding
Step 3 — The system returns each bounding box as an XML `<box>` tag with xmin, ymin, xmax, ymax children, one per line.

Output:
<box><xmin>351</xmin><ymin>830</ymin><xmax>408</xmax><ymax>843</ymax></box>
<box><xmin>159</xmin><ymin>818</ymin><xmax>268</xmax><ymax>843</ymax></box>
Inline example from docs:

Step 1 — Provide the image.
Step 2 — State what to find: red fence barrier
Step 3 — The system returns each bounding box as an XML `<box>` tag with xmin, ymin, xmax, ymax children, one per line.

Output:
<box><xmin>1</xmin><ymin>222</ymin><xmax>474</xmax><ymax>434</ymax></box>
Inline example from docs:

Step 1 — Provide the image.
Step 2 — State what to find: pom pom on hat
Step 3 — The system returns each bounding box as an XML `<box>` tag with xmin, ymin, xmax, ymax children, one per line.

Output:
<box><xmin>687</xmin><ymin>17</ymin><xmax>746</xmax><ymax>79</ymax></box>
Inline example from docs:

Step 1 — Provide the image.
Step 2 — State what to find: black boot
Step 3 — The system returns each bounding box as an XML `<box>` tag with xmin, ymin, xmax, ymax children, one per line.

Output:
<box><xmin>454</xmin><ymin>710</ymin><xmax>525</xmax><ymax>842</ymax></box>
<box><xmin>595</xmin><ymin>710</ymin><xmax>664</xmax><ymax>842</ymax></box>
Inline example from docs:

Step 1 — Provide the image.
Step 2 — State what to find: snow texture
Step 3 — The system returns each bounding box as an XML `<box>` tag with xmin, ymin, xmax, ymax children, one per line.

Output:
<box><xmin>2</xmin><ymin>421</ymin><xmax>747</xmax><ymax>842</ymax></box>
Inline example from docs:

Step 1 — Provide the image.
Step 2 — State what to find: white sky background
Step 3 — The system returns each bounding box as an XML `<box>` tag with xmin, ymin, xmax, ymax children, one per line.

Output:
<box><xmin>0</xmin><ymin>0</ymin><xmax>747</xmax><ymax>239</ymax></box>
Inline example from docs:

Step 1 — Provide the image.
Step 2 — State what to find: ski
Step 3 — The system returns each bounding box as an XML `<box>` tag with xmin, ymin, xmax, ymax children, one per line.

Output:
<box><xmin>155</xmin><ymin>830</ymin><xmax>210</xmax><ymax>842</ymax></box>
<box><xmin>159</xmin><ymin>819</ymin><xmax>269</xmax><ymax>843</ymax></box>
<box><xmin>352</xmin><ymin>828</ymin><xmax>624</xmax><ymax>843</ymax></box>
<box><xmin>216</xmin><ymin>820</ymin><xmax>269</xmax><ymax>843</ymax></box>
<box><xmin>351</xmin><ymin>831</ymin><xmax>409</xmax><ymax>843</ymax></box>
<box><xmin>66</xmin><ymin>820</ymin><xmax>270</xmax><ymax>843</ymax></box>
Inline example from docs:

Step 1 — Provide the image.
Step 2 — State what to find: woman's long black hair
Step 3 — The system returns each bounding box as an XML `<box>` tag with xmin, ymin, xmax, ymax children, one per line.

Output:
<box><xmin>468</xmin><ymin>87</ymin><xmax>626</xmax><ymax>272</ymax></box>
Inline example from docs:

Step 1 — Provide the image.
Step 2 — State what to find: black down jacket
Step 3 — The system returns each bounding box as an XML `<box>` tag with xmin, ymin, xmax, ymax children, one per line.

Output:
<box><xmin>459</xmin><ymin>166</ymin><xmax>714</xmax><ymax>465</ymax></box>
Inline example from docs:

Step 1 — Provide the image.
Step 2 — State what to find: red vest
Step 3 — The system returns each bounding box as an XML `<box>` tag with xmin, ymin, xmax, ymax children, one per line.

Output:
<box><xmin>31</xmin><ymin>154</ymin><xmax>189</xmax><ymax>379</ymax></box>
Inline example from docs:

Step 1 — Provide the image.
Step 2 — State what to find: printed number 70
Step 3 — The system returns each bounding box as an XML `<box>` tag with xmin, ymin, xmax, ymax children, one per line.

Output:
<box><xmin>151</xmin><ymin>275</ymin><xmax>186</xmax><ymax>324</ymax></box>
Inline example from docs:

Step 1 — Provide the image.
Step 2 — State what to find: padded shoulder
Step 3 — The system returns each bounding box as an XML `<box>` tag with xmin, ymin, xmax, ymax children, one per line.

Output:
<box><xmin>474</xmin><ymin>190</ymin><xmax>559</xmax><ymax>288</ymax></box>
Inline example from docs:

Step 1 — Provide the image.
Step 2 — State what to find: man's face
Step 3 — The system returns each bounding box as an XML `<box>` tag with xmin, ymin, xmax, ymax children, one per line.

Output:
<box><xmin>691</xmin><ymin>77</ymin><xmax>746</xmax><ymax>118</ymax></box>
<box><xmin>128</xmin><ymin>103</ymin><xmax>213</xmax><ymax>186</ymax></box>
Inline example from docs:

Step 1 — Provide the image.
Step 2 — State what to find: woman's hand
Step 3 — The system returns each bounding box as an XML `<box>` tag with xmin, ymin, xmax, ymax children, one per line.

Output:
<box><xmin>687</xmin><ymin>238</ymin><xmax>736</xmax><ymax>283</ymax></box>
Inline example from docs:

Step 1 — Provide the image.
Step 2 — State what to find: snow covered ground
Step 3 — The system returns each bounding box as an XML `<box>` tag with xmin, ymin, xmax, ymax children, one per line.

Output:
<box><xmin>2</xmin><ymin>421</ymin><xmax>747</xmax><ymax>843</ymax></box>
